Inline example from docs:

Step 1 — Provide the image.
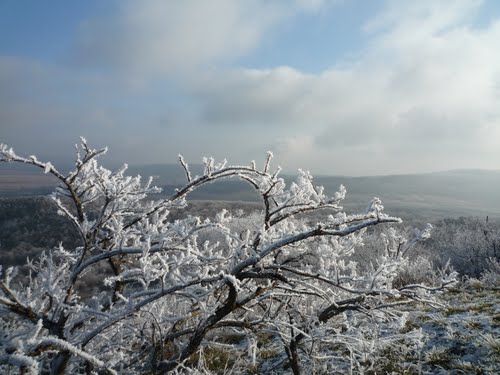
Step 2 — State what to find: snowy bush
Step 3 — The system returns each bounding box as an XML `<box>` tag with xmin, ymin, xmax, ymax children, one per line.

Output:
<box><xmin>0</xmin><ymin>139</ymin><xmax>456</xmax><ymax>374</ymax></box>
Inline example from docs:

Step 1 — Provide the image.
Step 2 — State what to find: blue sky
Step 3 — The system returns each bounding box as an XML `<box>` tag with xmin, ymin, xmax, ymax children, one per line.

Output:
<box><xmin>1</xmin><ymin>0</ymin><xmax>500</xmax><ymax>175</ymax></box>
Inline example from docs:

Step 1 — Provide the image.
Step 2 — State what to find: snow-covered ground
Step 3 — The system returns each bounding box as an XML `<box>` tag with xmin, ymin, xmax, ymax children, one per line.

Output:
<box><xmin>413</xmin><ymin>282</ymin><xmax>500</xmax><ymax>374</ymax></box>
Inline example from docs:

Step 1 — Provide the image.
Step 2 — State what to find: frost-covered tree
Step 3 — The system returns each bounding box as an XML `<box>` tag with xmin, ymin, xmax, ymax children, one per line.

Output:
<box><xmin>426</xmin><ymin>217</ymin><xmax>500</xmax><ymax>277</ymax></box>
<box><xmin>0</xmin><ymin>139</ymin><xmax>456</xmax><ymax>374</ymax></box>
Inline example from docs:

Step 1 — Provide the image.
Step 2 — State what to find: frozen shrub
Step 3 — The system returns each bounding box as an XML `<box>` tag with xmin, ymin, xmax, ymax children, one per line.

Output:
<box><xmin>480</xmin><ymin>258</ymin><xmax>500</xmax><ymax>288</ymax></box>
<box><xmin>0</xmin><ymin>139</ymin><xmax>456</xmax><ymax>374</ymax></box>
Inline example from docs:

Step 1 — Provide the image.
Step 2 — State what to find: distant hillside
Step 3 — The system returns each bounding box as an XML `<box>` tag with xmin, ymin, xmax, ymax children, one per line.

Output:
<box><xmin>129</xmin><ymin>165</ymin><xmax>500</xmax><ymax>219</ymax></box>
<box><xmin>1</xmin><ymin>162</ymin><xmax>499</xmax><ymax>220</ymax></box>
<box><xmin>0</xmin><ymin>163</ymin><xmax>58</xmax><ymax>196</ymax></box>
<box><xmin>312</xmin><ymin>170</ymin><xmax>500</xmax><ymax>220</ymax></box>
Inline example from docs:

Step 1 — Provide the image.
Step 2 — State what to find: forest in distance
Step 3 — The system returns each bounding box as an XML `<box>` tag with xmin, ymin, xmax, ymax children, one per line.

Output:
<box><xmin>0</xmin><ymin>141</ymin><xmax>499</xmax><ymax>374</ymax></box>
<box><xmin>1</xmin><ymin>196</ymin><xmax>499</xmax><ymax>279</ymax></box>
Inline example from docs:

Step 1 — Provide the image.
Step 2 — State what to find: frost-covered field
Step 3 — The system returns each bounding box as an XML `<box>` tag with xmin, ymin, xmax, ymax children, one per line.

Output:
<box><xmin>186</xmin><ymin>283</ymin><xmax>500</xmax><ymax>374</ymax></box>
<box><xmin>412</xmin><ymin>282</ymin><xmax>500</xmax><ymax>374</ymax></box>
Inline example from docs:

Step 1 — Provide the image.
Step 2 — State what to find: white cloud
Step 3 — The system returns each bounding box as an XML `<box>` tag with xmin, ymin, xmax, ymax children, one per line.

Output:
<box><xmin>364</xmin><ymin>0</ymin><xmax>482</xmax><ymax>35</ymax></box>
<box><xmin>73</xmin><ymin>0</ymin><xmax>335</xmax><ymax>76</ymax></box>
<box><xmin>186</xmin><ymin>0</ymin><xmax>500</xmax><ymax>174</ymax></box>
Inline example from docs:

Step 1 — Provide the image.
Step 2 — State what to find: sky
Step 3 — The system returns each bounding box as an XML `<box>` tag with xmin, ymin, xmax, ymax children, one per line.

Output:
<box><xmin>1</xmin><ymin>0</ymin><xmax>500</xmax><ymax>176</ymax></box>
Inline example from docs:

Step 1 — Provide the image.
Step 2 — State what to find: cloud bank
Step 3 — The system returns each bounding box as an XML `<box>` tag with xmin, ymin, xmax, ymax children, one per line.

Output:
<box><xmin>1</xmin><ymin>0</ymin><xmax>499</xmax><ymax>175</ymax></box>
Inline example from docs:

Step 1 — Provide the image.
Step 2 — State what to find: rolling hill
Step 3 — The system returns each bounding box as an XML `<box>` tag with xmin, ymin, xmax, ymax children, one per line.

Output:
<box><xmin>1</xmin><ymin>163</ymin><xmax>499</xmax><ymax>220</ymax></box>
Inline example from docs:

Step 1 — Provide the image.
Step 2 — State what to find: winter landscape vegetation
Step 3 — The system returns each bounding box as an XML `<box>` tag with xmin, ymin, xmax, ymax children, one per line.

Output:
<box><xmin>0</xmin><ymin>141</ymin><xmax>499</xmax><ymax>374</ymax></box>
<box><xmin>1</xmin><ymin>1</ymin><xmax>500</xmax><ymax>374</ymax></box>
